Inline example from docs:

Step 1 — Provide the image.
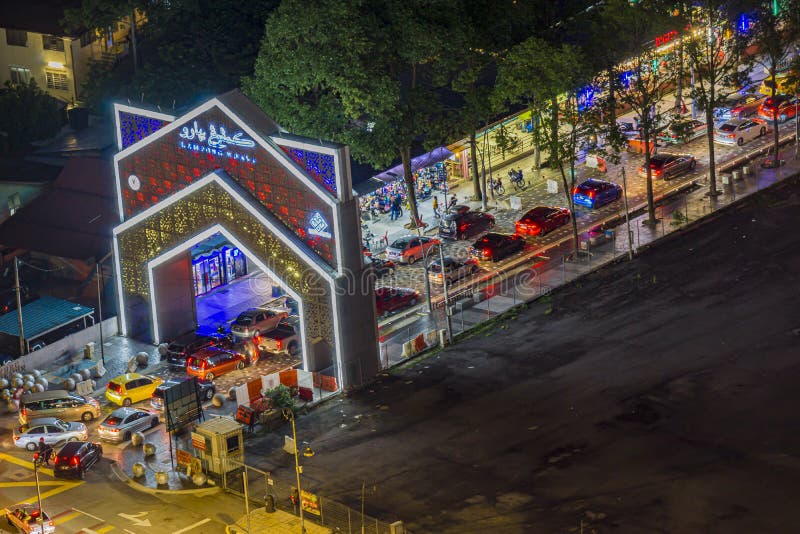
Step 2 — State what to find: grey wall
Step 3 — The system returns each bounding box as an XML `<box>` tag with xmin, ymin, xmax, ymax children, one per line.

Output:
<box><xmin>152</xmin><ymin>251</ymin><xmax>195</xmax><ymax>343</ymax></box>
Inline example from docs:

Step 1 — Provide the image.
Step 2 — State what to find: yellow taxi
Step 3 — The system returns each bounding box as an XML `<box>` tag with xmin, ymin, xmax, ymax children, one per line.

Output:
<box><xmin>105</xmin><ymin>373</ymin><xmax>163</xmax><ymax>407</ymax></box>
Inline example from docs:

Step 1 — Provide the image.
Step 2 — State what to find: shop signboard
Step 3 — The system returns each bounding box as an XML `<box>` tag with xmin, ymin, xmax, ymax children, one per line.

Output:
<box><xmin>165</xmin><ymin>378</ymin><xmax>203</xmax><ymax>432</ymax></box>
<box><xmin>176</xmin><ymin>448</ymin><xmax>192</xmax><ymax>467</ymax></box>
<box><xmin>301</xmin><ymin>490</ymin><xmax>321</xmax><ymax>516</ymax></box>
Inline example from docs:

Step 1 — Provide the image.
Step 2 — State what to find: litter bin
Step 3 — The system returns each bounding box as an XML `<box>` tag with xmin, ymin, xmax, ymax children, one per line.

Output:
<box><xmin>265</xmin><ymin>494</ymin><xmax>275</xmax><ymax>513</ymax></box>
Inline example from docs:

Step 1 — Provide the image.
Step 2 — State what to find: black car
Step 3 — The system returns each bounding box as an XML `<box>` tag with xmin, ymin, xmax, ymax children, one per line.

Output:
<box><xmin>365</xmin><ymin>256</ymin><xmax>396</xmax><ymax>277</ymax></box>
<box><xmin>151</xmin><ymin>377</ymin><xmax>216</xmax><ymax>413</ymax></box>
<box><xmin>53</xmin><ymin>441</ymin><xmax>102</xmax><ymax>479</ymax></box>
<box><xmin>164</xmin><ymin>331</ymin><xmax>231</xmax><ymax>370</ymax></box>
<box><xmin>439</xmin><ymin>206</ymin><xmax>495</xmax><ymax>240</ymax></box>
<box><xmin>469</xmin><ymin>233</ymin><xmax>526</xmax><ymax>262</ymax></box>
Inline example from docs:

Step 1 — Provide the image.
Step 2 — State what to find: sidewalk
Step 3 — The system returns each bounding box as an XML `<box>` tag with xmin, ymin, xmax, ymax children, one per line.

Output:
<box><xmin>226</xmin><ymin>506</ymin><xmax>332</xmax><ymax>533</ymax></box>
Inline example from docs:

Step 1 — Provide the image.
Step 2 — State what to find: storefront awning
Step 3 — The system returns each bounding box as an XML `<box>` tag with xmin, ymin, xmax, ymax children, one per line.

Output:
<box><xmin>373</xmin><ymin>146</ymin><xmax>453</xmax><ymax>183</ymax></box>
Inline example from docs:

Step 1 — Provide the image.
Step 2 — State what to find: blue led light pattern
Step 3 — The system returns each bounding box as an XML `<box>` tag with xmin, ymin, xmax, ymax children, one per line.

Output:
<box><xmin>119</xmin><ymin>111</ymin><xmax>170</xmax><ymax>149</ymax></box>
<box><xmin>280</xmin><ymin>146</ymin><xmax>337</xmax><ymax>195</ymax></box>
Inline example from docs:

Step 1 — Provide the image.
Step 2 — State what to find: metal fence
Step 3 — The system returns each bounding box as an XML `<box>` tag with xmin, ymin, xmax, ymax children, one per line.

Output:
<box><xmin>222</xmin><ymin>459</ymin><xmax>400</xmax><ymax>534</ymax></box>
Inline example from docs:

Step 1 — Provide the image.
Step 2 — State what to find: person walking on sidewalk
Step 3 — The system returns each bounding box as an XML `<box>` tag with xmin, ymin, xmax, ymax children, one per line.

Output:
<box><xmin>432</xmin><ymin>195</ymin><xmax>440</xmax><ymax>218</ymax></box>
<box><xmin>290</xmin><ymin>486</ymin><xmax>300</xmax><ymax>515</ymax></box>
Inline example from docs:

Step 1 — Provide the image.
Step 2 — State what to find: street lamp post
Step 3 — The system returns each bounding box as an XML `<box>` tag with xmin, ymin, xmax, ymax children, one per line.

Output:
<box><xmin>32</xmin><ymin>453</ymin><xmax>45</xmax><ymax>532</ymax></box>
<box><xmin>437</xmin><ymin>244</ymin><xmax>453</xmax><ymax>344</ymax></box>
<box><xmin>283</xmin><ymin>409</ymin><xmax>306</xmax><ymax>533</ymax></box>
<box><xmin>96</xmin><ymin>263</ymin><xmax>105</xmax><ymax>364</ymax></box>
<box><xmin>621</xmin><ymin>167</ymin><xmax>634</xmax><ymax>260</ymax></box>
<box><xmin>13</xmin><ymin>257</ymin><xmax>25</xmax><ymax>356</ymax></box>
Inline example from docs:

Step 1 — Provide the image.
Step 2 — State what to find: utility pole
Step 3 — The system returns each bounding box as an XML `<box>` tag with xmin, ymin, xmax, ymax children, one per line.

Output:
<box><xmin>96</xmin><ymin>263</ymin><xmax>105</xmax><ymax>364</ymax></box>
<box><xmin>438</xmin><ymin>244</ymin><xmax>453</xmax><ymax>344</ymax></box>
<box><xmin>361</xmin><ymin>480</ymin><xmax>366</xmax><ymax>534</ymax></box>
<box><xmin>284</xmin><ymin>409</ymin><xmax>306</xmax><ymax>533</ymax></box>
<box><xmin>33</xmin><ymin>453</ymin><xmax>45</xmax><ymax>531</ymax></box>
<box><xmin>621</xmin><ymin>167</ymin><xmax>634</xmax><ymax>260</ymax></box>
<box><xmin>14</xmin><ymin>257</ymin><xmax>25</xmax><ymax>356</ymax></box>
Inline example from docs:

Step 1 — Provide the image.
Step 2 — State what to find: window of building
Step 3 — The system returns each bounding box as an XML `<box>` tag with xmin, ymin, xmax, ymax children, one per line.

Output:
<box><xmin>9</xmin><ymin>66</ymin><xmax>31</xmax><ymax>85</ymax></box>
<box><xmin>46</xmin><ymin>71</ymin><xmax>69</xmax><ymax>91</ymax></box>
<box><xmin>42</xmin><ymin>34</ymin><xmax>65</xmax><ymax>52</ymax></box>
<box><xmin>79</xmin><ymin>30</ymin><xmax>95</xmax><ymax>48</ymax></box>
<box><xmin>6</xmin><ymin>29</ymin><xmax>27</xmax><ymax>47</ymax></box>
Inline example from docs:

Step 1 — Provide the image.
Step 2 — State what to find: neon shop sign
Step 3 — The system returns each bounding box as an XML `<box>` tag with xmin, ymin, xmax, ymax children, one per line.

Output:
<box><xmin>178</xmin><ymin>120</ymin><xmax>258</xmax><ymax>163</ymax></box>
<box><xmin>654</xmin><ymin>30</ymin><xmax>679</xmax><ymax>48</ymax></box>
<box><xmin>308</xmin><ymin>211</ymin><xmax>332</xmax><ymax>239</ymax></box>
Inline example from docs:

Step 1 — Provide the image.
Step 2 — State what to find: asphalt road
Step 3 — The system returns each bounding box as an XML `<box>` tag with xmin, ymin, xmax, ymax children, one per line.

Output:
<box><xmin>244</xmin><ymin>174</ymin><xmax>800</xmax><ymax>533</ymax></box>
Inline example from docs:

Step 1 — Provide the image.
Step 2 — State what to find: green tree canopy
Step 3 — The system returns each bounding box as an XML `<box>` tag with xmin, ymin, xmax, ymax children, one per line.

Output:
<box><xmin>244</xmin><ymin>0</ymin><xmax>465</xmax><ymax>226</ymax></box>
<box><xmin>0</xmin><ymin>81</ymin><xmax>63</xmax><ymax>153</ymax></box>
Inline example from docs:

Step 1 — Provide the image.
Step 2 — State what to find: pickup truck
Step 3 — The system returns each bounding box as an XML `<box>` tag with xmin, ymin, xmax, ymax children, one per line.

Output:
<box><xmin>4</xmin><ymin>504</ymin><xmax>55</xmax><ymax>534</ymax></box>
<box><xmin>256</xmin><ymin>320</ymin><xmax>301</xmax><ymax>356</ymax></box>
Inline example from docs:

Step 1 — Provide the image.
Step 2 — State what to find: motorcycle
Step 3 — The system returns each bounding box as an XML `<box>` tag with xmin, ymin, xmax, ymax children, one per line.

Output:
<box><xmin>489</xmin><ymin>176</ymin><xmax>505</xmax><ymax>196</ymax></box>
<box><xmin>508</xmin><ymin>169</ymin><xmax>526</xmax><ymax>191</ymax></box>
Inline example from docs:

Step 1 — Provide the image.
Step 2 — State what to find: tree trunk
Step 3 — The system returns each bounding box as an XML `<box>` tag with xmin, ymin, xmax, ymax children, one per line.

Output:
<box><xmin>643</xmin><ymin>124</ymin><xmax>656</xmax><ymax>225</ymax></box>
<box><xmin>530</xmin><ymin>102</ymin><xmax>541</xmax><ymax>181</ymax></box>
<box><xmin>470</xmin><ymin>131</ymin><xmax>481</xmax><ymax>200</ymax></box>
<box><xmin>770</xmin><ymin>69</ymin><xmax>780</xmax><ymax>166</ymax></box>
<box><xmin>675</xmin><ymin>40</ymin><xmax>684</xmax><ymax>112</ymax></box>
<box><xmin>130</xmin><ymin>10</ymin><xmax>139</xmax><ymax>74</ymax></box>
<box><xmin>400</xmin><ymin>147</ymin><xmax>421</xmax><ymax>228</ymax></box>
<box><xmin>607</xmin><ymin>68</ymin><xmax>617</xmax><ymax>125</ymax></box>
<box><xmin>706</xmin><ymin>94</ymin><xmax>718</xmax><ymax>196</ymax></box>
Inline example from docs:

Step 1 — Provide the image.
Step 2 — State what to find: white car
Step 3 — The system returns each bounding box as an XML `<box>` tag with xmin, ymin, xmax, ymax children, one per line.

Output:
<box><xmin>4</xmin><ymin>503</ymin><xmax>55</xmax><ymax>534</ymax></box>
<box><xmin>713</xmin><ymin>118</ymin><xmax>768</xmax><ymax>146</ymax></box>
<box><xmin>13</xmin><ymin>417</ymin><xmax>88</xmax><ymax>451</ymax></box>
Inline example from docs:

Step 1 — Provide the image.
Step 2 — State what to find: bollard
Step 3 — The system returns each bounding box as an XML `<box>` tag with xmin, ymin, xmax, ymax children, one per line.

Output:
<box><xmin>136</xmin><ymin>352</ymin><xmax>149</xmax><ymax>367</ymax></box>
<box><xmin>212</xmin><ymin>393</ymin><xmax>226</xmax><ymax>407</ymax></box>
<box><xmin>143</xmin><ymin>443</ymin><xmax>156</xmax><ymax>457</ymax></box>
<box><xmin>265</xmin><ymin>494</ymin><xmax>276</xmax><ymax>513</ymax></box>
<box><xmin>132</xmin><ymin>463</ymin><xmax>146</xmax><ymax>478</ymax></box>
<box><xmin>155</xmin><ymin>471</ymin><xmax>169</xmax><ymax>485</ymax></box>
<box><xmin>131</xmin><ymin>432</ymin><xmax>145</xmax><ymax>447</ymax></box>
<box><xmin>192</xmin><ymin>472</ymin><xmax>208</xmax><ymax>486</ymax></box>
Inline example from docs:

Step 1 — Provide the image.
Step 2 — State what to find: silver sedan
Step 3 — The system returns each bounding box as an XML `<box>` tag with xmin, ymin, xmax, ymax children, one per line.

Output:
<box><xmin>97</xmin><ymin>407</ymin><xmax>160</xmax><ymax>443</ymax></box>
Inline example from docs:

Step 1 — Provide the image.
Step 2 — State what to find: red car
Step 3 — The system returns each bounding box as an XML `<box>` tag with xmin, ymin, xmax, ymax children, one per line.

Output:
<box><xmin>758</xmin><ymin>95</ymin><xmax>799</xmax><ymax>123</ymax></box>
<box><xmin>515</xmin><ymin>206</ymin><xmax>571</xmax><ymax>236</ymax></box>
<box><xmin>375</xmin><ymin>287</ymin><xmax>420</xmax><ymax>317</ymax></box>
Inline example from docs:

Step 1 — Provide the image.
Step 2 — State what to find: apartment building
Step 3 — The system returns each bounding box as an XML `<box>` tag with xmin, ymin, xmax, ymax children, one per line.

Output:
<box><xmin>0</xmin><ymin>1</ymin><xmax>135</xmax><ymax>104</ymax></box>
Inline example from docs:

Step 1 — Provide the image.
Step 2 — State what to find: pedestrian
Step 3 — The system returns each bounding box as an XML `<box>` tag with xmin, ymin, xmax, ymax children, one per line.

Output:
<box><xmin>432</xmin><ymin>195</ymin><xmax>440</xmax><ymax>218</ymax></box>
<box><xmin>37</xmin><ymin>438</ymin><xmax>51</xmax><ymax>466</ymax></box>
<box><xmin>290</xmin><ymin>486</ymin><xmax>299</xmax><ymax>515</ymax></box>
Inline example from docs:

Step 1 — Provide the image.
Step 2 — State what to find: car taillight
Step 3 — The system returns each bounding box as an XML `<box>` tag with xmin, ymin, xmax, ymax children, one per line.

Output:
<box><xmin>653</xmin><ymin>169</ymin><xmax>662</xmax><ymax>175</ymax></box>
<box><xmin>49</xmin><ymin>521</ymin><xmax>55</xmax><ymax>526</ymax></box>
<box><xmin>727</xmin><ymin>133</ymin><xmax>736</xmax><ymax>138</ymax></box>
<box><xmin>276</xmin><ymin>339</ymin><xmax>283</xmax><ymax>350</ymax></box>
<box><xmin>572</xmin><ymin>187</ymin><xmax>579</xmax><ymax>195</ymax></box>
<box><xmin>588</xmin><ymin>191</ymin><xmax>595</xmax><ymax>199</ymax></box>
<box><xmin>482</xmin><ymin>249</ymin><xmax>491</xmax><ymax>258</ymax></box>
<box><xmin>72</xmin><ymin>457</ymin><xmax>79</xmax><ymax>466</ymax></box>
<box><xmin>110</xmin><ymin>428</ymin><xmax>119</xmax><ymax>433</ymax></box>
<box><xmin>201</xmin><ymin>360</ymin><xmax>208</xmax><ymax>369</ymax></box>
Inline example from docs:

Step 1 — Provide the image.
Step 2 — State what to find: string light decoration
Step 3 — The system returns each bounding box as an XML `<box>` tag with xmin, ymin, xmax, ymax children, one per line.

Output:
<box><xmin>279</xmin><ymin>146</ymin><xmax>337</xmax><ymax>195</ymax></box>
<box><xmin>118</xmin><ymin>111</ymin><xmax>171</xmax><ymax>150</ymax></box>
<box><xmin>115</xmin><ymin>180</ymin><xmax>335</xmax><ymax>346</ymax></box>
<box><xmin>116</xmin><ymin>106</ymin><xmax>337</xmax><ymax>268</ymax></box>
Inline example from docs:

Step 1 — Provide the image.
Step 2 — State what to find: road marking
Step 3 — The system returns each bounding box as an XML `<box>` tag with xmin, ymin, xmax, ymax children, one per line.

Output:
<box><xmin>171</xmin><ymin>518</ymin><xmax>212</xmax><ymax>534</ymax></box>
<box><xmin>19</xmin><ymin>480</ymin><xmax>83</xmax><ymax>504</ymax></box>
<box><xmin>118</xmin><ymin>511</ymin><xmax>151</xmax><ymax>527</ymax></box>
<box><xmin>54</xmin><ymin>511</ymin><xmax>82</xmax><ymax>525</ymax></box>
<box><xmin>96</xmin><ymin>526</ymin><xmax>116</xmax><ymax>533</ymax></box>
<box><xmin>0</xmin><ymin>481</ymin><xmax>70</xmax><ymax>487</ymax></box>
<box><xmin>74</xmin><ymin>508</ymin><xmax>105</xmax><ymax>522</ymax></box>
<box><xmin>0</xmin><ymin>451</ymin><xmax>55</xmax><ymax>476</ymax></box>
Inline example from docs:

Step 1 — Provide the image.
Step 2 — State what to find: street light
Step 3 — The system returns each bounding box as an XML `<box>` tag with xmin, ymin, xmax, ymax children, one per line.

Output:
<box><xmin>32</xmin><ymin>452</ymin><xmax>46</xmax><ymax>532</ymax></box>
<box><xmin>283</xmin><ymin>408</ymin><xmax>311</xmax><ymax>533</ymax></box>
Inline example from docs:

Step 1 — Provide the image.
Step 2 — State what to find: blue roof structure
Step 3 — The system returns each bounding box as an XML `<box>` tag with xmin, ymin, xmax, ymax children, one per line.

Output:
<box><xmin>0</xmin><ymin>296</ymin><xmax>94</xmax><ymax>339</ymax></box>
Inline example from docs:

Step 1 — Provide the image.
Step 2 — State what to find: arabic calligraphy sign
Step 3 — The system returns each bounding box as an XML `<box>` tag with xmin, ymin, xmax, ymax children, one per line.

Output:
<box><xmin>178</xmin><ymin>120</ymin><xmax>258</xmax><ymax>162</ymax></box>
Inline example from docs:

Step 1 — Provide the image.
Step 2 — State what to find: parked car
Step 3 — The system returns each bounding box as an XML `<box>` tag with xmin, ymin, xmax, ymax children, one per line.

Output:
<box><xmin>572</xmin><ymin>179</ymin><xmax>623</xmax><ymax>209</ymax></box>
<box><xmin>97</xmin><ymin>407</ymin><xmax>159</xmax><ymax>443</ymax></box>
<box><xmin>18</xmin><ymin>391</ymin><xmax>100</xmax><ymax>425</ymax></box>
<box><xmin>715</xmin><ymin>93</ymin><xmax>765</xmax><ymax>120</ymax></box>
<box><xmin>256</xmin><ymin>319</ymin><xmax>301</xmax><ymax>356</ymax></box>
<box><xmin>366</xmin><ymin>256</ymin><xmax>396</xmax><ymax>278</ymax></box>
<box><xmin>515</xmin><ymin>206</ymin><xmax>571</xmax><ymax>236</ymax></box>
<box><xmin>758</xmin><ymin>94</ymin><xmax>799</xmax><ymax>123</ymax></box>
<box><xmin>657</xmin><ymin>119</ymin><xmax>707</xmax><ymax>144</ymax></box>
<box><xmin>53</xmin><ymin>441</ymin><xmax>102</xmax><ymax>479</ymax></box>
<box><xmin>13</xmin><ymin>418</ymin><xmax>88</xmax><ymax>451</ymax></box>
<box><xmin>713</xmin><ymin>118</ymin><xmax>767</xmax><ymax>146</ymax></box>
<box><xmin>105</xmin><ymin>373</ymin><xmax>164</xmax><ymax>407</ymax></box>
<box><xmin>4</xmin><ymin>504</ymin><xmax>54</xmax><ymax>534</ymax></box>
<box><xmin>428</xmin><ymin>257</ymin><xmax>479</xmax><ymax>285</ymax></box>
<box><xmin>638</xmin><ymin>153</ymin><xmax>697</xmax><ymax>180</ymax></box>
<box><xmin>187</xmin><ymin>347</ymin><xmax>247</xmax><ymax>381</ymax></box>
<box><xmin>469</xmin><ymin>233</ymin><xmax>526</xmax><ymax>262</ymax></box>
<box><xmin>164</xmin><ymin>331</ymin><xmax>231</xmax><ymax>370</ymax></box>
<box><xmin>231</xmin><ymin>308</ymin><xmax>289</xmax><ymax>340</ymax></box>
<box><xmin>438</xmin><ymin>206</ymin><xmax>495</xmax><ymax>240</ymax></box>
<box><xmin>151</xmin><ymin>378</ymin><xmax>216</xmax><ymax>412</ymax></box>
<box><xmin>384</xmin><ymin>236</ymin><xmax>440</xmax><ymax>265</ymax></box>
<box><xmin>375</xmin><ymin>287</ymin><xmax>420</xmax><ymax>317</ymax></box>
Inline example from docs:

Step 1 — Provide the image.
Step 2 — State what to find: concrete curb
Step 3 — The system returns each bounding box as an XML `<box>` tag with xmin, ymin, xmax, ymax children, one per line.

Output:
<box><xmin>110</xmin><ymin>461</ymin><xmax>221</xmax><ymax>496</ymax></box>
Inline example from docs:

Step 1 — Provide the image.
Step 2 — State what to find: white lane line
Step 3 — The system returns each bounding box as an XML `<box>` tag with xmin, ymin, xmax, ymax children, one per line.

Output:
<box><xmin>171</xmin><ymin>518</ymin><xmax>212</xmax><ymax>534</ymax></box>
<box><xmin>73</xmin><ymin>508</ymin><xmax>105</xmax><ymax>522</ymax></box>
